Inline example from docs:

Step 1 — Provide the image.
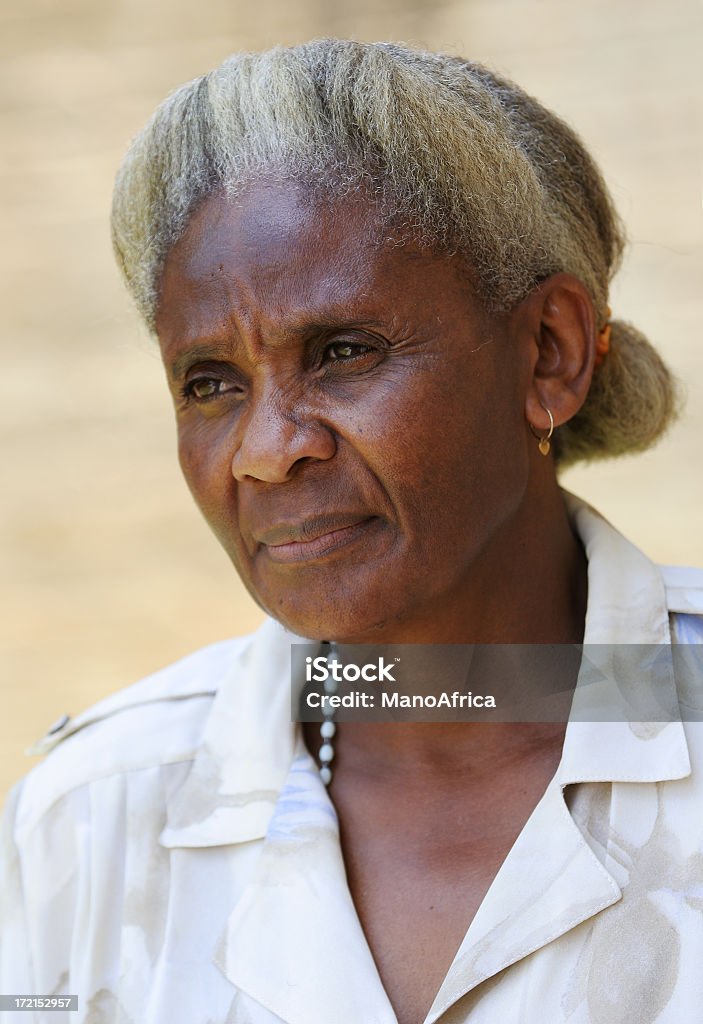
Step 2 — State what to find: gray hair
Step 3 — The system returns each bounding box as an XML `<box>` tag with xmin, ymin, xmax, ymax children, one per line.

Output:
<box><xmin>111</xmin><ymin>39</ymin><xmax>679</xmax><ymax>467</ymax></box>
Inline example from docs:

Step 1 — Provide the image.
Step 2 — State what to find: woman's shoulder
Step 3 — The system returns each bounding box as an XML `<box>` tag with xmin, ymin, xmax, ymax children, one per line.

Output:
<box><xmin>7</xmin><ymin>634</ymin><xmax>254</xmax><ymax>841</ymax></box>
<box><xmin>28</xmin><ymin>635</ymin><xmax>249</xmax><ymax>756</ymax></box>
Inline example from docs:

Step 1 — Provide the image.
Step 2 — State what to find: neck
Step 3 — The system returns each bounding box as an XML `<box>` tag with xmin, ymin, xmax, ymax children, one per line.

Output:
<box><xmin>314</xmin><ymin>719</ymin><xmax>568</xmax><ymax>783</ymax></box>
<box><xmin>468</xmin><ymin>476</ymin><xmax>588</xmax><ymax>644</ymax></box>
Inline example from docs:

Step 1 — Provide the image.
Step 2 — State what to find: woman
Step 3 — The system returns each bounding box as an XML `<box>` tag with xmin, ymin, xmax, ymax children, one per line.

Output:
<box><xmin>2</xmin><ymin>39</ymin><xmax>702</xmax><ymax>1024</ymax></box>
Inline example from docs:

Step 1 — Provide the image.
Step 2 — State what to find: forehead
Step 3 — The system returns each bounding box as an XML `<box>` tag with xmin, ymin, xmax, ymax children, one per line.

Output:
<box><xmin>155</xmin><ymin>183</ymin><xmax>475</xmax><ymax>347</ymax></box>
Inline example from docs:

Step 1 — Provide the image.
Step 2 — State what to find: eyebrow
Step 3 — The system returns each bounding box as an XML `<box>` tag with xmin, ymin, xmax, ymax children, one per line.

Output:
<box><xmin>168</xmin><ymin>316</ymin><xmax>389</xmax><ymax>378</ymax></box>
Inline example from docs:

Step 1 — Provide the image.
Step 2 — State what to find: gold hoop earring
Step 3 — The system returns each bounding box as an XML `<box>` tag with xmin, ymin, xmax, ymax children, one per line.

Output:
<box><xmin>529</xmin><ymin>405</ymin><xmax>554</xmax><ymax>456</ymax></box>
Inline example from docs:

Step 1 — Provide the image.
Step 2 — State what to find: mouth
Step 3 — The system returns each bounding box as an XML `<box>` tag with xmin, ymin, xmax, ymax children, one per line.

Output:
<box><xmin>256</xmin><ymin>514</ymin><xmax>380</xmax><ymax>564</ymax></box>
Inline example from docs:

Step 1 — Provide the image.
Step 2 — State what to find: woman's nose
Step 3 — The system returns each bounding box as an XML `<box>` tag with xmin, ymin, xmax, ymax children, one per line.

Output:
<box><xmin>230</xmin><ymin>391</ymin><xmax>337</xmax><ymax>484</ymax></box>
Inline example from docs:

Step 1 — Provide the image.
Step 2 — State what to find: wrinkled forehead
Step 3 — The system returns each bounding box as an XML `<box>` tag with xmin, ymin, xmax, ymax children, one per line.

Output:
<box><xmin>155</xmin><ymin>181</ymin><xmax>477</xmax><ymax>346</ymax></box>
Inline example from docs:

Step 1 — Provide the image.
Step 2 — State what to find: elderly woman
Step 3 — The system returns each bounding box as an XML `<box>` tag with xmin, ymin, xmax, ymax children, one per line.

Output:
<box><xmin>2</xmin><ymin>39</ymin><xmax>702</xmax><ymax>1024</ymax></box>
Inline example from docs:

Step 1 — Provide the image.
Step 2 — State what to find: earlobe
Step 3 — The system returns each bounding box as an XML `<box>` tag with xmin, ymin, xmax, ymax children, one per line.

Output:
<box><xmin>522</xmin><ymin>273</ymin><xmax>597</xmax><ymax>431</ymax></box>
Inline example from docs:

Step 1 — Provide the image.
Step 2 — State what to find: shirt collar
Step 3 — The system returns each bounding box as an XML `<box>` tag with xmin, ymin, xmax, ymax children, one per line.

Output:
<box><xmin>161</xmin><ymin>491</ymin><xmax>690</xmax><ymax>849</ymax></box>
<box><xmin>557</xmin><ymin>491</ymin><xmax>689</xmax><ymax>786</ymax></box>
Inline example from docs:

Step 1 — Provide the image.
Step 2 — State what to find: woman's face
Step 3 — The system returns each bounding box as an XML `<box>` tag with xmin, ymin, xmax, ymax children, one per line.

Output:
<box><xmin>156</xmin><ymin>184</ymin><xmax>534</xmax><ymax>642</ymax></box>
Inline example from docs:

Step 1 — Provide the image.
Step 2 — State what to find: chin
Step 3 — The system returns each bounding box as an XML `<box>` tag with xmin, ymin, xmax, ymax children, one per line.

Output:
<box><xmin>244</xmin><ymin>574</ymin><xmax>391</xmax><ymax>642</ymax></box>
<box><xmin>265</xmin><ymin>598</ymin><xmax>389</xmax><ymax>643</ymax></box>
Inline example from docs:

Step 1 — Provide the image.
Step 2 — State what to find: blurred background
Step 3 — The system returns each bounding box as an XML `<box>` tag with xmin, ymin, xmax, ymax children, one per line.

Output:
<box><xmin>1</xmin><ymin>0</ymin><xmax>701</xmax><ymax>800</ymax></box>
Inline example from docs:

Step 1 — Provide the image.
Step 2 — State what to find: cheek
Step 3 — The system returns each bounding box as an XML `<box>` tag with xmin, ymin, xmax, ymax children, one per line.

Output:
<box><xmin>356</xmin><ymin>360</ymin><xmax>529</xmax><ymax>561</ymax></box>
<box><xmin>177</xmin><ymin>424</ymin><xmax>237</xmax><ymax>535</ymax></box>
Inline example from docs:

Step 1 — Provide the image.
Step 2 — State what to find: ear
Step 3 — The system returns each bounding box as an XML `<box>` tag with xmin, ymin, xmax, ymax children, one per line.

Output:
<box><xmin>515</xmin><ymin>273</ymin><xmax>597</xmax><ymax>434</ymax></box>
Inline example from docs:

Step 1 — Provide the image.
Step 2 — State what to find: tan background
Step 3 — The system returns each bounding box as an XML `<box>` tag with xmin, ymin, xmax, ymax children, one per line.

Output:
<box><xmin>2</xmin><ymin>0</ymin><xmax>702</xmax><ymax>800</ymax></box>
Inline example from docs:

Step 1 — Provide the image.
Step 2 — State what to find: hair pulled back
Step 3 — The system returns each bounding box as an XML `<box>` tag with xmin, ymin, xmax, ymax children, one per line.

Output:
<box><xmin>111</xmin><ymin>39</ymin><xmax>679</xmax><ymax>466</ymax></box>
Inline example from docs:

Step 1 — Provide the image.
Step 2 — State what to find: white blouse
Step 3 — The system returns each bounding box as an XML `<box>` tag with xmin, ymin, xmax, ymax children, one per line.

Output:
<box><xmin>2</xmin><ymin>493</ymin><xmax>703</xmax><ymax>1024</ymax></box>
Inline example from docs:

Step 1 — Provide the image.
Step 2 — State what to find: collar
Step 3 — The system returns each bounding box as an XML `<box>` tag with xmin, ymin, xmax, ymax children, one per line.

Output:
<box><xmin>557</xmin><ymin>491</ymin><xmax>690</xmax><ymax>786</ymax></box>
<box><xmin>160</xmin><ymin>491</ymin><xmax>690</xmax><ymax>849</ymax></box>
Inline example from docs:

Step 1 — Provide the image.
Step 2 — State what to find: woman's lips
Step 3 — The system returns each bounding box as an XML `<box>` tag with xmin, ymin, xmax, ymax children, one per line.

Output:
<box><xmin>260</xmin><ymin>516</ymin><xmax>378</xmax><ymax>564</ymax></box>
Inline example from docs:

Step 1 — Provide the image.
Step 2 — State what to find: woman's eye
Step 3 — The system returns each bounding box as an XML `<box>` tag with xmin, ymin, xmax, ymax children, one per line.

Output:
<box><xmin>324</xmin><ymin>340</ymin><xmax>372</xmax><ymax>362</ymax></box>
<box><xmin>183</xmin><ymin>377</ymin><xmax>237</xmax><ymax>403</ymax></box>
